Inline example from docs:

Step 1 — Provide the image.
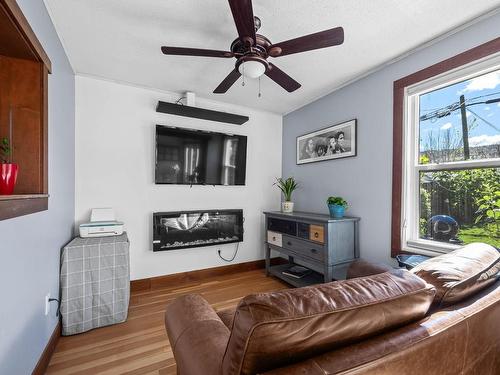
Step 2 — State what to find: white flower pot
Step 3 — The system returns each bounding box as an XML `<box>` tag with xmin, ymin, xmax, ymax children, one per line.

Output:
<box><xmin>282</xmin><ymin>201</ymin><xmax>294</xmax><ymax>213</ymax></box>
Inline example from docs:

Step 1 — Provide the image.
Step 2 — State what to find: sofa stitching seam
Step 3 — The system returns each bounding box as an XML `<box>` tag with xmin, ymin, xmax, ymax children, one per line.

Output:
<box><xmin>460</xmin><ymin>319</ymin><xmax>470</xmax><ymax>374</ymax></box>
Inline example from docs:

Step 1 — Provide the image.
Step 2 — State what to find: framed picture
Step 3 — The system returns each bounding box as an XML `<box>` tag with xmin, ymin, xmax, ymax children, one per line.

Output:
<box><xmin>296</xmin><ymin>119</ymin><xmax>357</xmax><ymax>165</ymax></box>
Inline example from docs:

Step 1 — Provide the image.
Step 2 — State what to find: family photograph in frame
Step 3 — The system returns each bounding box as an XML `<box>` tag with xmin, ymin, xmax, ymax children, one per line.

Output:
<box><xmin>296</xmin><ymin>119</ymin><xmax>357</xmax><ymax>165</ymax></box>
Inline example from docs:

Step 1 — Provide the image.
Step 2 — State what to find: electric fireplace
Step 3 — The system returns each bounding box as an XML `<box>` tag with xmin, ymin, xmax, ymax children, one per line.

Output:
<box><xmin>153</xmin><ymin>209</ymin><xmax>243</xmax><ymax>251</ymax></box>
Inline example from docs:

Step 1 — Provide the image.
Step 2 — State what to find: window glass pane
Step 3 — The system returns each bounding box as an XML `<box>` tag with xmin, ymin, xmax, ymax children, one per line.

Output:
<box><xmin>419</xmin><ymin>167</ymin><xmax>500</xmax><ymax>248</ymax></box>
<box><xmin>419</xmin><ymin>69</ymin><xmax>500</xmax><ymax>164</ymax></box>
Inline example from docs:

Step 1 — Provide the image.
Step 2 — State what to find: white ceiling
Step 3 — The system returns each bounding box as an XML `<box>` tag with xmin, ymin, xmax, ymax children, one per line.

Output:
<box><xmin>45</xmin><ymin>0</ymin><xmax>500</xmax><ymax>114</ymax></box>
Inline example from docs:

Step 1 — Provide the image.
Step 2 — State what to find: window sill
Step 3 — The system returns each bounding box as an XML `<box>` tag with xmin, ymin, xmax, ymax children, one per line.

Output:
<box><xmin>0</xmin><ymin>194</ymin><xmax>49</xmax><ymax>220</ymax></box>
<box><xmin>401</xmin><ymin>239</ymin><xmax>461</xmax><ymax>257</ymax></box>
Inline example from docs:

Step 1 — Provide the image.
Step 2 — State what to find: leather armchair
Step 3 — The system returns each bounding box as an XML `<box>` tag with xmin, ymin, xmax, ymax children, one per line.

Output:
<box><xmin>165</xmin><ymin>294</ymin><xmax>230</xmax><ymax>375</ymax></box>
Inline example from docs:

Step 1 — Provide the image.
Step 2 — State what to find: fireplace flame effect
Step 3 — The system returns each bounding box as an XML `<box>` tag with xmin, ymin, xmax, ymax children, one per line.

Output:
<box><xmin>161</xmin><ymin>213</ymin><xmax>209</xmax><ymax>231</ymax></box>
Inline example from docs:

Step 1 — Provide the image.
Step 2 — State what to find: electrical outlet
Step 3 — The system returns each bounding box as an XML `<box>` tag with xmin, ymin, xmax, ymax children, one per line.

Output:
<box><xmin>45</xmin><ymin>293</ymin><xmax>50</xmax><ymax>316</ymax></box>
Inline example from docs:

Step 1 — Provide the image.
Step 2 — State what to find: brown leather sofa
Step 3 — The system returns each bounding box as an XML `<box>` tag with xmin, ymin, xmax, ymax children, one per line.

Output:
<box><xmin>165</xmin><ymin>243</ymin><xmax>500</xmax><ymax>374</ymax></box>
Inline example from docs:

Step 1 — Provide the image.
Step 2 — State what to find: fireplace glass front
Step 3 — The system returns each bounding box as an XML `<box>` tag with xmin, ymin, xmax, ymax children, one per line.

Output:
<box><xmin>153</xmin><ymin>209</ymin><xmax>243</xmax><ymax>251</ymax></box>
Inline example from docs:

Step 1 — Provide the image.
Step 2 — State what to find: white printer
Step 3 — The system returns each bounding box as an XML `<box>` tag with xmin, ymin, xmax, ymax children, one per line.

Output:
<box><xmin>79</xmin><ymin>208</ymin><xmax>124</xmax><ymax>238</ymax></box>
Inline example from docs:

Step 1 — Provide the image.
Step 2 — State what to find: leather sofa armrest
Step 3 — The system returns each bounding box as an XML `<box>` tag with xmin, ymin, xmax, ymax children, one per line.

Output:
<box><xmin>346</xmin><ymin>259</ymin><xmax>393</xmax><ymax>279</ymax></box>
<box><xmin>165</xmin><ymin>294</ymin><xmax>230</xmax><ymax>375</ymax></box>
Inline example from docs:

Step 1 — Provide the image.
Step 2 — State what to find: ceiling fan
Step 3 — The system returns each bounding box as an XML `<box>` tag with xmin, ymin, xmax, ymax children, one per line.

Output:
<box><xmin>161</xmin><ymin>0</ymin><xmax>344</xmax><ymax>94</ymax></box>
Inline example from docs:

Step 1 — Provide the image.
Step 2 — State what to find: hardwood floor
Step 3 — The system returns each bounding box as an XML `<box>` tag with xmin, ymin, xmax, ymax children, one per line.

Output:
<box><xmin>46</xmin><ymin>269</ymin><xmax>288</xmax><ymax>374</ymax></box>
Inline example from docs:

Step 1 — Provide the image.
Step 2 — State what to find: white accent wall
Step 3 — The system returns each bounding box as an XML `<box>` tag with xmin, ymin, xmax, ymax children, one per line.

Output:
<box><xmin>75</xmin><ymin>75</ymin><xmax>282</xmax><ymax>280</ymax></box>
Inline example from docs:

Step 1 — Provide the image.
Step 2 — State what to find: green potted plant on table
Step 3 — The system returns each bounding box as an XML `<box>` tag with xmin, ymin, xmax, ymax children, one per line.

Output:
<box><xmin>275</xmin><ymin>177</ymin><xmax>298</xmax><ymax>213</ymax></box>
<box><xmin>327</xmin><ymin>196</ymin><xmax>348</xmax><ymax>218</ymax></box>
<box><xmin>0</xmin><ymin>137</ymin><xmax>18</xmax><ymax>195</ymax></box>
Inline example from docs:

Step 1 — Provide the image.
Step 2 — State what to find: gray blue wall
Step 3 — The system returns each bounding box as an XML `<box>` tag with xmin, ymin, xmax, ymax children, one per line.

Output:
<box><xmin>0</xmin><ymin>1</ymin><xmax>75</xmax><ymax>373</ymax></box>
<box><xmin>283</xmin><ymin>12</ymin><xmax>500</xmax><ymax>265</ymax></box>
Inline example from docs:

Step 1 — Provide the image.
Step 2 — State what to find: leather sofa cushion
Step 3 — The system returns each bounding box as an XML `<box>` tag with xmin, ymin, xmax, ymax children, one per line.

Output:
<box><xmin>411</xmin><ymin>243</ymin><xmax>499</xmax><ymax>308</ymax></box>
<box><xmin>222</xmin><ymin>269</ymin><xmax>435</xmax><ymax>375</ymax></box>
<box><xmin>217</xmin><ymin>307</ymin><xmax>236</xmax><ymax>329</ymax></box>
<box><xmin>346</xmin><ymin>259</ymin><xmax>393</xmax><ymax>279</ymax></box>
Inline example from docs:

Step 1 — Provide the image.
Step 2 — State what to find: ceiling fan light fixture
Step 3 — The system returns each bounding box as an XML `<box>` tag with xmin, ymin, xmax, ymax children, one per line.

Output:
<box><xmin>238</xmin><ymin>60</ymin><xmax>266</xmax><ymax>79</ymax></box>
<box><xmin>161</xmin><ymin>0</ymin><xmax>344</xmax><ymax>94</ymax></box>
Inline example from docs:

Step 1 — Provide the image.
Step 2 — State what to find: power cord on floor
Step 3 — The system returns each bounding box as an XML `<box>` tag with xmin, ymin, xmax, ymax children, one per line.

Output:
<box><xmin>218</xmin><ymin>242</ymin><xmax>239</xmax><ymax>262</ymax></box>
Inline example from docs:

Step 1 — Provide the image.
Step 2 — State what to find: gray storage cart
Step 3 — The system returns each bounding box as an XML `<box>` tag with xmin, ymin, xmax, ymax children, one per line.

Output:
<box><xmin>60</xmin><ymin>233</ymin><xmax>130</xmax><ymax>336</ymax></box>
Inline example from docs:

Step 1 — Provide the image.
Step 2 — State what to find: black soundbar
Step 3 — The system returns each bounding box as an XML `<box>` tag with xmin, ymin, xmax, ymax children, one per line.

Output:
<box><xmin>156</xmin><ymin>101</ymin><xmax>249</xmax><ymax>125</ymax></box>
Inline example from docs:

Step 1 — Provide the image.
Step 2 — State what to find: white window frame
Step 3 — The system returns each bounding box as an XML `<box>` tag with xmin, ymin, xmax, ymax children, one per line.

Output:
<box><xmin>401</xmin><ymin>53</ymin><xmax>500</xmax><ymax>256</ymax></box>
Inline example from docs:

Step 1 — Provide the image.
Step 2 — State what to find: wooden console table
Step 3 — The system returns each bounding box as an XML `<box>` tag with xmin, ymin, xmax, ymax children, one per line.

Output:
<box><xmin>264</xmin><ymin>211</ymin><xmax>360</xmax><ymax>287</ymax></box>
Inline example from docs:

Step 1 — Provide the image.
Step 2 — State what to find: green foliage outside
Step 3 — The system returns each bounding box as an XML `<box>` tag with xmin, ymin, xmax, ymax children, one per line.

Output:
<box><xmin>419</xmin><ymin>167</ymin><xmax>499</xmax><ymax>248</ymax></box>
<box><xmin>459</xmin><ymin>226</ymin><xmax>500</xmax><ymax>248</ymax></box>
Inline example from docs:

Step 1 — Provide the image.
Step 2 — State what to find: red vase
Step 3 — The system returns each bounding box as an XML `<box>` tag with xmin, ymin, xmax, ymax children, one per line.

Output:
<box><xmin>0</xmin><ymin>163</ymin><xmax>18</xmax><ymax>195</ymax></box>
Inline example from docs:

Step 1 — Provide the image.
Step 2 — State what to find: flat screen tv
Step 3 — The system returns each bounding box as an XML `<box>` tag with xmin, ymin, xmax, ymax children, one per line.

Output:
<box><xmin>155</xmin><ymin>125</ymin><xmax>247</xmax><ymax>185</ymax></box>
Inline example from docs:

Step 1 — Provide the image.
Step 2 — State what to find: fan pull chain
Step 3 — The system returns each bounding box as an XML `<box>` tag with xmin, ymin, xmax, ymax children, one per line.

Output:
<box><xmin>258</xmin><ymin>76</ymin><xmax>261</xmax><ymax>98</ymax></box>
<box><xmin>242</xmin><ymin>64</ymin><xmax>245</xmax><ymax>86</ymax></box>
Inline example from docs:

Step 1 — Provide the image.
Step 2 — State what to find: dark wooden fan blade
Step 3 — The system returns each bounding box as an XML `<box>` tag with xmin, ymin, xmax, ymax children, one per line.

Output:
<box><xmin>265</xmin><ymin>63</ymin><xmax>301</xmax><ymax>92</ymax></box>
<box><xmin>228</xmin><ymin>0</ymin><xmax>256</xmax><ymax>45</ymax></box>
<box><xmin>161</xmin><ymin>46</ymin><xmax>234</xmax><ymax>58</ymax></box>
<box><xmin>213</xmin><ymin>68</ymin><xmax>241</xmax><ymax>93</ymax></box>
<box><xmin>268</xmin><ymin>27</ymin><xmax>344</xmax><ymax>57</ymax></box>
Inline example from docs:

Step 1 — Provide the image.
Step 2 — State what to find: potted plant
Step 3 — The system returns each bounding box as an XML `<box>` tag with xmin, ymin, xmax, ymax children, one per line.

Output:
<box><xmin>327</xmin><ymin>196</ymin><xmax>348</xmax><ymax>218</ymax></box>
<box><xmin>275</xmin><ymin>177</ymin><xmax>298</xmax><ymax>213</ymax></box>
<box><xmin>0</xmin><ymin>137</ymin><xmax>18</xmax><ymax>195</ymax></box>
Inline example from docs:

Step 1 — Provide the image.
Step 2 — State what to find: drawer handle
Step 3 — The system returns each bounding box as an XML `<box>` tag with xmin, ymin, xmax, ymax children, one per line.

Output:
<box><xmin>272</xmin><ymin>237</ymin><xmax>276</xmax><ymax>241</ymax></box>
<box><xmin>314</xmin><ymin>232</ymin><xmax>319</xmax><ymax>238</ymax></box>
<box><xmin>287</xmin><ymin>241</ymin><xmax>292</xmax><ymax>246</ymax></box>
<box><xmin>310</xmin><ymin>249</ymin><xmax>317</xmax><ymax>253</ymax></box>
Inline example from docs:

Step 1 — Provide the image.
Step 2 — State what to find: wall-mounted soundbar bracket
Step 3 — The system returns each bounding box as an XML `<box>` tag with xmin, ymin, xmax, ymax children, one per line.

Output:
<box><xmin>156</xmin><ymin>101</ymin><xmax>249</xmax><ymax>125</ymax></box>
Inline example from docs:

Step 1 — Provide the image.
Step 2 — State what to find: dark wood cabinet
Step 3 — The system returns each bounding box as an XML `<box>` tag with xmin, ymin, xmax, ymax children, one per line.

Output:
<box><xmin>0</xmin><ymin>0</ymin><xmax>51</xmax><ymax>220</ymax></box>
<box><xmin>264</xmin><ymin>211</ymin><xmax>360</xmax><ymax>287</ymax></box>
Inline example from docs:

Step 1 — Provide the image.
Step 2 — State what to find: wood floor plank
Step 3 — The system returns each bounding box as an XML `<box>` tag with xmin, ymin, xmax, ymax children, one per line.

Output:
<box><xmin>47</xmin><ymin>269</ymin><xmax>287</xmax><ymax>374</ymax></box>
<box><xmin>50</xmin><ymin>329</ymin><xmax>166</xmax><ymax>364</ymax></box>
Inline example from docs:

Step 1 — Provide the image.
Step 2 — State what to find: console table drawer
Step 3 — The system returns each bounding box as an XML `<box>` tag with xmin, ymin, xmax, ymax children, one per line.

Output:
<box><xmin>282</xmin><ymin>235</ymin><xmax>324</xmax><ymax>261</ymax></box>
<box><xmin>309</xmin><ymin>224</ymin><xmax>325</xmax><ymax>244</ymax></box>
<box><xmin>267</xmin><ymin>231</ymin><xmax>282</xmax><ymax>247</ymax></box>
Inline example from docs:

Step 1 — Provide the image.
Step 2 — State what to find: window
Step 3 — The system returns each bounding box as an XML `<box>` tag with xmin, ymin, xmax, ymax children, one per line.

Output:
<box><xmin>392</xmin><ymin>39</ymin><xmax>500</xmax><ymax>256</ymax></box>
